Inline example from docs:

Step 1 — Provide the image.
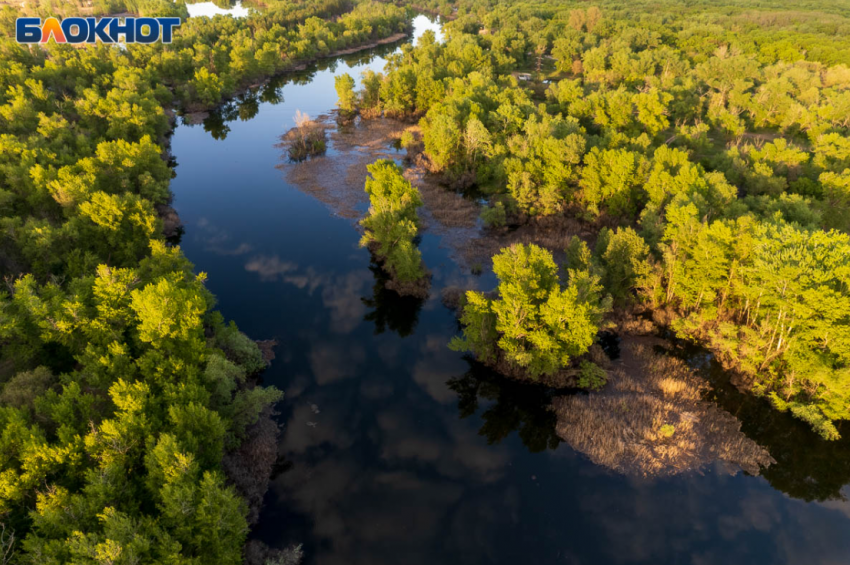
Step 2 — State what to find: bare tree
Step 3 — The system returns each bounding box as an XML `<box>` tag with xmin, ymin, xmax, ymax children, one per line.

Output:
<box><xmin>0</xmin><ymin>523</ymin><xmax>15</xmax><ymax>565</ymax></box>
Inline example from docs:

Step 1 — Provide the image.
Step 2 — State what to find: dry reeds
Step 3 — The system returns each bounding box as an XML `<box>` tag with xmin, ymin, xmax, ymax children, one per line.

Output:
<box><xmin>279</xmin><ymin>116</ymin><xmax>401</xmax><ymax>219</ymax></box>
<box><xmin>553</xmin><ymin>338</ymin><xmax>775</xmax><ymax>477</ymax></box>
<box><xmin>279</xmin><ymin>110</ymin><xmax>328</xmax><ymax>161</ymax></box>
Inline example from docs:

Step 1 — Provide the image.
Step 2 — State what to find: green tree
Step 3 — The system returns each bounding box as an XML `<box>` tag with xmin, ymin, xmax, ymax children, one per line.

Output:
<box><xmin>820</xmin><ymin>170</ymin><xmax>850</xmax><ymax>232</ymax></box>
<box><xmin>335</xmin><ymin>73</ymin><xmax>357</xmax><ymax>115</ymax></box>
<box><xmin>579</xmin><ymin>147</ymin><xmax>646</xmax><ymax>218</ymax></box>
<box><xmin>423</xmin><ymin>112</ymin><xmax>461</xmax><ymax>171</ymax></box>
<box><xmin>595</xmin><ymin>227</ymin><xmax>652</xmax><ymax>304</ymax></box>
<box><xmin>360</xmin><ymin>160</ymin><xmax>426</xmax><ymax>283</ymax></box>
<box><xmin>360</xmin><ymin>69</ymin><xmax>383</xmax><ymax>114</ymax></box>
<box><xmin>450</xmin><ymin>244</ymin><xmax>610</xmax><ymax>378</ymax></box>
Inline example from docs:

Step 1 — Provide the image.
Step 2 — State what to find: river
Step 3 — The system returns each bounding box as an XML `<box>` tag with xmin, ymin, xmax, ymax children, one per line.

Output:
<box><xmin>168</xmin><ymin>14</ymin><xmax>850</xmax><ymax>565</ymax></box>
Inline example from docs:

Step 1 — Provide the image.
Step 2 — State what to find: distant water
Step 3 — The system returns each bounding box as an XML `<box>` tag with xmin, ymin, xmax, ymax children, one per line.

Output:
<box><xmin>185</xmin><ymin>1</ymin><xmax>250</xmax><ymax>19</ymax></box>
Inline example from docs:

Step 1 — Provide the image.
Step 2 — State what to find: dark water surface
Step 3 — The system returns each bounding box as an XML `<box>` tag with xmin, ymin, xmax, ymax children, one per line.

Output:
<box><xmin>169</xmin><ymin>15</ymin><xmax>850</xmax><ymax>565</ymax></box>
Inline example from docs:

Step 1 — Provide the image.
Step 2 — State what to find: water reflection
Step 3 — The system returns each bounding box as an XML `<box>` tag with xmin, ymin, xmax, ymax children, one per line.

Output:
<box><xmin>237</xmin><ymin>94</ymin><xmax>260</xmax><ymax>121</ymax></box>
<box><xmin>192</xmin><ymin>39</ymin><xmax>408</xmax><ymax>140</ymax></box>
<box><xmin>362</xmin><ymin>260</ymin><xmax>424</xmax><ymax>337</ymax></box>
<box><xmin>199</xmin><ymin>111</ymin><xmax>230</xmax><ymax>140</ymax></box>
<box><xmin>194</xmin><ymin>217</ymin><xmax>254</xmax><ymax>256</ymax></box>
<box><xmin>167</xmin><ymin>13</ymin><xmax>850</xmax><ymax>565</ymax></box>
<box><xmin>670</xmin><ymin>340</ymin><xmax>850</xmax><ymax>502</ymax></box>
<box><xmin>448</xmin><ymin>358</ymin><xmax>562</xmax><ymax>453</ymax></box>
<box><xmin>186</xmin><ymin>0</ymin><xmax>250</xmax><ymax>19</ymax></box>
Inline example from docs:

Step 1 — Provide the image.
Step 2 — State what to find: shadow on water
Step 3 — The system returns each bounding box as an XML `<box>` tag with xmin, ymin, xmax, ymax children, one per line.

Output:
<box><xmin>361</xmin><ymin>260</ymin><xmax>425</xmax><ymax>338</ymax></box>
<box><xmin>448</xmin><ymin>358</ymin><xmax>562</xmax><ymax>453</ymax></box>
<box><xmin>662</xmin><ymin>337</ymin><xmax>850</xmax><ymax>502</ymax></box>
<box><xmin>442</xmin><ymin>329</ymin><xmax>623</xmax><ymax>457</ymax></box>
<box><xmin>596</xmin><ymin>330</ymin><xmax>621</xmax><ymax>360</ymax></box>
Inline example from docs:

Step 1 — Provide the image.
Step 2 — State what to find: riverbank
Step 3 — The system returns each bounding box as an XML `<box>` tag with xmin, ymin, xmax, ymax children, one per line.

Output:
<box><xmin>164</xmin><ymin>12</ymin><xmax>850</xmax><ymax>562</ymax></box>
<box><xmin>159</xmin><ymin>25</ymin><xmax>416</xmax><ymax>247</ymax></box>
<box><xmin>278</xmin><ymin>114</ymin><xmax>789</xmax><ymax>479</ymax></box>
<box><xmin>180</xmin><ymin>29</ymin><xmax>412</xmax><ymax>117</ymax></box>
<box><xmin>145</xmin><ymin>16</ymin><xmax>418</xmax><ymax>559</ymax></box>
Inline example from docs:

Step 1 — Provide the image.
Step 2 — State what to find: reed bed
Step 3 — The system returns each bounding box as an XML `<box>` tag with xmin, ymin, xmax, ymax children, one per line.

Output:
<box><xmin>553</xmin><ymin>339</ymin><xmax>775</xmax><ymax>477</ymax></box>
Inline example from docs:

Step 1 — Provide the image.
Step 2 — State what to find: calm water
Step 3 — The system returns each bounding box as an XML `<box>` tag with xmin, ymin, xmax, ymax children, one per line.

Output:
<box><xmin>185</xmin><ymin>1</ymin><xmax>250</xmax><ymax>19</ymax></box>
<box><xmin>169</xmin><ymin>15</ymin><xmax>850</xmax><ymax>565</ymax></box>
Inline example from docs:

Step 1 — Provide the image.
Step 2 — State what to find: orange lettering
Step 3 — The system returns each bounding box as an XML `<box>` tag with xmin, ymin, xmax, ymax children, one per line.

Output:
<box><xmin>40</xmin><ymin>18</ymin><xmax>66</xmax><ymax>44</ymax></box>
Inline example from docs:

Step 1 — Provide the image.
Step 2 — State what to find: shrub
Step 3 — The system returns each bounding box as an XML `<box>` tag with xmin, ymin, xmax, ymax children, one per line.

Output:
<box><xmin>577</xmin><ymin>361</ymin><xmax>607</xmax><ymax>390</ymax></box>
<box><xmin>360</xmin><ymin>160</ymin><xmax>426</xmax><ymax>283</ymax></box>
<box><xmin>281</xmin><ymin>110</ymin><xmax>327</xmax><ymax>161</ymax></box>
<box><xmin>399</xmin><ymin>130</ymin><xmax>416</xmax><ymax>149</ymax></box>
<box><xmin>450</xmin><ymin>243</ymin><xmax>611</xmax><ymax>378</ymax></box>
<box><xmin>480</xmin><ymin>201</ymin><xmax>507</xmax><ymax>228</ymax></box>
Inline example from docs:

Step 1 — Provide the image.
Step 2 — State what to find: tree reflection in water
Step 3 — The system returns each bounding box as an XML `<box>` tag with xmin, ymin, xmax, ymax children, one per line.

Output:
<box><xmin>199</xmin><ymin>110</ymin><xmax>230</xmax><ymax>140</ymax></box>
<box><xmin>447</xmin><ymin>332</ymin><xmax>850</xmax><ymax>500</ymax></box>
<box><xmin>361</xmin><ymin>260</ymin><xmax>424</xmax><ymax>337</ymax></box>
<box><xmin>668</xmin><ymin>339</ymin><xmax>850</xmax><ymax>502</ymax></box>
<box><xmin>448</xmin><ymin>358</ymin><xmax>562</xmax><ymax>453</ymax></box>
<box><xmin>237</xmin><ymin>94</ymin><xmax>260</xmax><ymax>121</ymax></box>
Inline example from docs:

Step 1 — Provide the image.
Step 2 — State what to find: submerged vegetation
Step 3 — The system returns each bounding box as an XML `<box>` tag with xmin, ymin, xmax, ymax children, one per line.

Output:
<box><xmin>336</xmin><ymin>0</ymin><xmax>850</xmax><ymax>439</ymax></box>
<box><xmin>554</xmin><ymin>340</ymin><xmax>776</xmax><ymax>477</ymax></box>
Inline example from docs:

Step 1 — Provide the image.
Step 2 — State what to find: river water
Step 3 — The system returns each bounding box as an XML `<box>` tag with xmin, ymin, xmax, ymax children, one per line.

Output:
<box><xmin>185</xmin><ymin>1</ymin><xmax>250</xmax><ymax>19</ymax></box>
<box><xmin>169</xmin><ymin>14</ymin><xmax>850</xmax><ymax>565</ymax></box>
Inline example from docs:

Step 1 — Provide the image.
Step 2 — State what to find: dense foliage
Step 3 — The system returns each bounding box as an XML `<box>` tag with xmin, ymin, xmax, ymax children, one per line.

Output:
<box><xmin>8</xmin><ymin>0</ymin><xmax>410</xmax><ymax>111</ymax></box>
<box><xmin>450</xmin><ymin>243</ymin><xmax>610</xmax><ymax>378</ymax></box>
<box><xmin>0</xmin><ymin>0</ymin><xmax>848</xmax><ymax>561</ymax></box>
<box><xmin>0</xmin><ymin>1</ymin><xmax>412</xmax><ymax>562</ymax></box>
<box><xmin>338</xmin><ymin>0</ymin><xmax>850</xmax><ymax>437</ymax></box>
<box><xmin>360</xmin><ymin>159</ymin><xmax>427</xmax><ymax>284</ymax></box>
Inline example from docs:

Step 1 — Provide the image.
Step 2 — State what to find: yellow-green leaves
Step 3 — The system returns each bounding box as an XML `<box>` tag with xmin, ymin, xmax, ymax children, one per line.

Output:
<box><xmin>453</xmin><ymin>244</ymin><xmax>610</xmax><ymax>378</ymax></box>
<box><xmin>360</xmin><ymin>159</ymin><xmax>427</xmax><ymax>283</ymax></box>
<box><xmin>130</xmin><ymin>278</ymin><xmax>205</xmax><ymax>348</ymax></box>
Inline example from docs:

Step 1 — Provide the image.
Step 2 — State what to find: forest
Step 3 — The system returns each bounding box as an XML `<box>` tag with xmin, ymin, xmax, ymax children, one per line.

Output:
<box><xmin>335</xmin><ymin>0</ymin><xmax>850</xmax><ymax>441</ymax></box>
<box><xmin>0</xmin><ymin>0</ymin><xmax>409</xmax><ymax>563</ymax></box>
<box><xmin>0</xmin><ymin>0</ymin><xmax>848</xmax><ymax>563</ymax></box>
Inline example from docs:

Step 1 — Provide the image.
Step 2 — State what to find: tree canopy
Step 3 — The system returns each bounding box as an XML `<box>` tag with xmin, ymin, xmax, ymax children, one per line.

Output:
<box><xmin>360</xmin><ymin>159</ymin><xmax>427</xmax><ymax>285</ymax></box>
<box><xmin>343</xmin><ymin>0</ymin><xmax>850</xmax><ymax>438</ymax></box>
<box><xmin>0</xmin><ymin>0</ymin><xmax>414</xmax><ymax>561</ymax></box>
<box><xmin>450</xmin><ymin>243</ymin><xmax>610</xmax><ymax>379</ymax></box>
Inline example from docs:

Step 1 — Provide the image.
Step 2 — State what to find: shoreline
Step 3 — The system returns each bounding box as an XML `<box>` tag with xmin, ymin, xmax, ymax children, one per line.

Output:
<box><xmin>179</xmin><ymin>30</ymin><xmax>412</xmax><ymax>117</ymax></box>
<box><xmin>153</xmin><ymin>23</ymin><xmax>417</xmax><ymax>554</ymax></box>
<box><xmin>158</xmin><ymin>26</ymin><xmax>415</xmax><ymax>246</ymax></box>
<box><xmin>277</xmin><ymin>114</ymin><xmax>811</xmax><ymax>480</ymax></box>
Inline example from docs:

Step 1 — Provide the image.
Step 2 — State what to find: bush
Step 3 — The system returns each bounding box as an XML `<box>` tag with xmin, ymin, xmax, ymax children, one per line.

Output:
<box><xmin>335</xmin><ymin>73</ymin><xmax>357</xmax><ymax>115</ymax></box>
<box><xmin>360</xmin><ymin>160</ymin><xmax>427</xmax><ymax>283</ymax></box>
<box><xmin>577</xmin><ymin>361</ymin><xmax>607</xmax><ymax>390</ymax></box>
<box><xmin>0</xmin><ymin>366</ymin><xmax>54</xmax><ymax>411</ymax></box>
<box><xmin>450</xmin><ymin>244</ymin><xmax>611</xmax><ymax>378</ymax></box>
<box><xmin>213</xmin><ymin>321</ymin><xmax>266</xmax><ymax>375</ymax></box>
<box><xmin>281</xmin><ymin>110</ymin><xmax>327</xmax><ymax>162</ymax></box>
<box><xmin>399</xmin><ymin>130</ymin><xmax>416</xmax><ymax>149</ymax></box>
<box><xmin>480</xmin><ymin>201</ymin><xmax>507</xmax><ymax>228</ymax></box>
